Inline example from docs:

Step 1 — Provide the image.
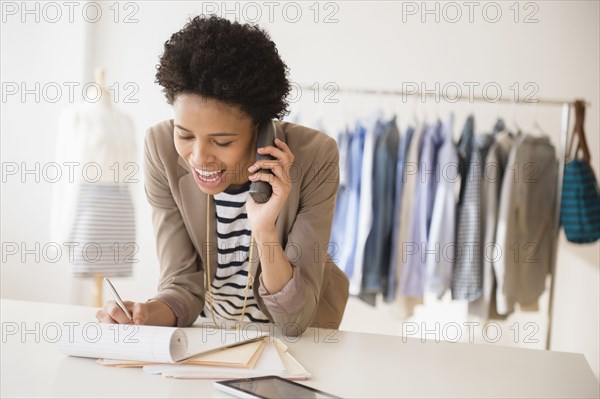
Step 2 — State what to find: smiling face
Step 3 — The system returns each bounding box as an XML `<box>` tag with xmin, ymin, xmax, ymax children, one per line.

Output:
<box><xmin>173</xmin><ymin>93</ymin><xmax>258</xmax><ymax>195</ymax></box>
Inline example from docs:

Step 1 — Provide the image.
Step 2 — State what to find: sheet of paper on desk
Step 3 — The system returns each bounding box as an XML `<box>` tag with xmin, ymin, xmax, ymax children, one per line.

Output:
<box><xmin>58</xmin><ymin>323</ymin><xmax>267</xmax><ymax>364</ymax></box>
<box><xmin>185</xmin><ymin>337</ymin><xmax>266</xmax><ymax>367</ymax></box>
<box><xmin>143</xmin><ymin>338</ymin><xmax>310</xmax><ymax>380</ymax></box>
<box><xmin>179</xmin><ymin>326</ymin><xmax>267</xmax><ymax>361</ymax></box>
<box><xmin>97</xmin><ymin>337</ymin><xmax>267</xmax><ymax>368</ymax></box>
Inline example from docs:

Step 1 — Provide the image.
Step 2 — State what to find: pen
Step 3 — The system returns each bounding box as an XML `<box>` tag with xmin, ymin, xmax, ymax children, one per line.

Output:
<box><xmin>103</xmin><ymin>277</ymin><xmax>133</xmax><ymax>321</ymax></box>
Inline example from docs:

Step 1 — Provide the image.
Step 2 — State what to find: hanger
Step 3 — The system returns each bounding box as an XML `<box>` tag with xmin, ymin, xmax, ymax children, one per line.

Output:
<box><xmin>347</xmin><ymin>90</ymin><xmax>366</xmax><ymax>132</ymax></box>
<box><xmin>433</xmin><ymin>94</ymin><xmax>441</xmax><ymax>124</ymax></box>
<box><xmin>339</xmin><ymin>89</ymin><xmax>352</xmax><ymax>131</ymax></box>
<box><xmin>492</xmin><ymin>117</ymin><xmax>506</xmax><ymax>135</ymax></box>
<box><xmin>528</xmin><ymin>101</ymin><xmax>546</xmax><ymax>136</ymax></box>
<box><xmin>385</xmin><ymin>91</ymin><xmax>401</xmax><ymax>133</ymax></box>
<box><xmin>445</xmin><ymin>111</ymin><xmax>455</xmax><ymax>140</ymax></box>
<box><xmin>509</xmin><ymin>101</ymin><xmax>522</xmax><ymax>136</ymax></box>
<box><xmin>419</xmin><ymin>93</ymin><xmax>432</xmax><ymax>126</ymax></box>
<box><xmin>410</xmin><ymin>93</ymin><xmax>419</xmax><ymax>130</ymax></box>
<box><xmin>367</xmin><ymin>91</ymin><xmax>386</xmax><ymax>128</ymax></box>
<box><xmin>381</xmin><ymin>91</ymin><xmax>392</xmax><ymax>121</ymax></box>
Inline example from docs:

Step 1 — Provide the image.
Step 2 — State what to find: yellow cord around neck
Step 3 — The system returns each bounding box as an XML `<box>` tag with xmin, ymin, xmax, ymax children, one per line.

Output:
<box><xmin>206</xmin><ymin>194</ymin><xmax>254</xmax><ymax>329</ymax></box>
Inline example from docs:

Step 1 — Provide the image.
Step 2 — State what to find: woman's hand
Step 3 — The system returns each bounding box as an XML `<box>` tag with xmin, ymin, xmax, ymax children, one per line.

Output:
<box><xmin>246</xmin><ymin>138</ymin><xmax>295</xmax><ymax>233</ymax></box>
<box><xmin>96</xmin><ymin>300</ymin><xmax>148</xmax><ymax>325</ymax></box>
<box><xmin>96</xmin><ymin>299</ymin><xmax>177</xmax><ymax>326</ymax></box>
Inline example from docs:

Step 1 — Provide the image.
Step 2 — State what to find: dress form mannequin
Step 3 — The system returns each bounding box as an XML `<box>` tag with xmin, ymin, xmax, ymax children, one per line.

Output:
<box><xmin>51</xmin><ymin>66</ymin><xmax>138</xmax><ymax>307</ymax></box>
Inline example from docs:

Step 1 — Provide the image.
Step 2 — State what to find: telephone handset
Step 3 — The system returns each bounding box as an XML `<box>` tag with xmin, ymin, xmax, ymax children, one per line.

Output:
<box><xmin>249</xmin><ymin>119</ymin><xmax>277</xmax><ymax>204</ymax></box>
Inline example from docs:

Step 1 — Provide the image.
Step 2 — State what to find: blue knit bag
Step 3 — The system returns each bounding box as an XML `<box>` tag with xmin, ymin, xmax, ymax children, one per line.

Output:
<box><xmin>560</xmin><ymin>100</ymin><xmax>600</xmax><ymax>243</ymax></box>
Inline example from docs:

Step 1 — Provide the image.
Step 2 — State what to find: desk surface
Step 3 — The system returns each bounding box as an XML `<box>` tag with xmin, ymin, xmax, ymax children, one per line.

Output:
<box><xmin>1</xmin><ymin>299</ymin><xmax>598</xmax><ymax>398</ymax></box>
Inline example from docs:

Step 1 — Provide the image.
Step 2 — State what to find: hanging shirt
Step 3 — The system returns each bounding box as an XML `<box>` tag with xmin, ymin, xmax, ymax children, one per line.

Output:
<box><xmin>425</xmin><ymin>113</ymin><xmax>459</xmax><ymax>298</ymax></box>
<box><xmin>400</xmin><ymin>121</ymin><xmax>444</xmax><ymax>298</ymax></box>
<box><xmin>494</xmin><ymin>134</ymin><xmax>558</xmax><ymax>315</ymax></box>
<box><xmin>361</xmin><ymin>116</ymin><xmax>400</xmax><ymax>304</ymax></box>
<box><xmin>330</xmin><ymin>126</ymin><xmax>351</xmax><ymax>269</ymax></box>
<box><xmin>330</xmin><ymin>122</ymin><xmax>366</xmax><ymax>277</ymax></box>
<box><xmin>350</xmin><ymin>110</ymin><xmax>385</xmax><ymax>295</ymax></box>
<box><xmin>200</xmin><ymin>182</ymin><xmax>270</xmax><ymax>324</ymax></box>
<box><xmin>451</xmin><ymin>133</ymin><xmax>495</xmax><ymax>301</ymax></box>
<box><xmin>456</xmin><ymin>115</ymin><xmax>475</xmax><ymax>205</ymax></box>
<box><xmin>468</xmin><ymin>128</ymin><xmax>515</xmax><ymax>319</ymax></box>
<box><xmin>394</xmin><ymin>122</ymin><xmax>426</xmax><ymax>316</ymax></box>
<box><xmin>386</xmin><ymin>124</ymin><xmax>415</xmax><ymax>302</ymax></box>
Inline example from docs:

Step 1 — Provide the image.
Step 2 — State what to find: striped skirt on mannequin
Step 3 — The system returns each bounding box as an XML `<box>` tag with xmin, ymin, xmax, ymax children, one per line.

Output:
<box><xmin>70</xmin><ymin>182</ymin><xmax>136</xmax><ymax>277</ymax></box>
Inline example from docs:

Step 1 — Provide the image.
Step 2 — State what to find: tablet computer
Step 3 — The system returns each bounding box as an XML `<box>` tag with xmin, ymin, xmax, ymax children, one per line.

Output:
<box><xmin>214</xmin><ymin>375</ymin><xmax>341</xmax><ymax>399</ymax></box>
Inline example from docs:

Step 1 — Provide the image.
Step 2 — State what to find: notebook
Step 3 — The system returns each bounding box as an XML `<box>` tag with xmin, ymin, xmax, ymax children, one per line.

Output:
<box><xmin>57</xmin><ymin>323</ymin><xmax>268</xmax><ymax>363</ymax></box>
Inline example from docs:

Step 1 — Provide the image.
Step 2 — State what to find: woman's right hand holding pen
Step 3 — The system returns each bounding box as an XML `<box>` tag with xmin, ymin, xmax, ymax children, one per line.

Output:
<box><xmin>96</xmin><ymin>300</ymin><xmax>148</xmax><ymax>325</ymax></box>
<box><xmin>96</xmin><ymin>300</ymin><xmax>177</xmax><ymax>326</ymax></box>
<box><xmin>96</xmin><ymin>278</ymin><xmax>177</xmax><ymax>326</ymax></box>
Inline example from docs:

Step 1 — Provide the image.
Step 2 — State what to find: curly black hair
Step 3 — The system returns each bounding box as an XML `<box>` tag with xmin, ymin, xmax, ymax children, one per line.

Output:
<box><xmin>155</xmin><ymin>15</ymin><xmax>291</xmax><ymax>125</ymax></box>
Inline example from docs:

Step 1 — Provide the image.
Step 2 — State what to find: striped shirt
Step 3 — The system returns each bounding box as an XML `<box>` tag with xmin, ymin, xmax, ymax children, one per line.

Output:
<box><xmin>200</xmin><ymin>181</ymin><xmax>270</xmax><ymax>323</ymax></box>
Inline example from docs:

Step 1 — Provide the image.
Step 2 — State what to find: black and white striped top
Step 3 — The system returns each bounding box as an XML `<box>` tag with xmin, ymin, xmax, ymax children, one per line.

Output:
<box><xmin>200</xmin><ymin>181</ymin><xmax>270</xmax><ymax>323</ymax></box>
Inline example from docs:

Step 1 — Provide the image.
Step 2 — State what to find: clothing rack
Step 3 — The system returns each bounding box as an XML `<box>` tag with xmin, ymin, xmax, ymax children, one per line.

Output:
<box><xmin>300</xmin><ymin>84</ymin><xmax>591</xmax><ymax>350</ymax></box>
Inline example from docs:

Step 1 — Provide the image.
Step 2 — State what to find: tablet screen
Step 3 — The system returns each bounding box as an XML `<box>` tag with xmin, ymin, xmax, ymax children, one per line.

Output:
<box><xmin>220</xmin><ymin>376</ymin><xmax>340</xmax><ymax>399</ymax></box>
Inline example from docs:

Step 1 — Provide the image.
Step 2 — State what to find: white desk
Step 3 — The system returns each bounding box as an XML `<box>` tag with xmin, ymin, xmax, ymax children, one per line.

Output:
<box><xmin>1</xmin><ymin>299</ymin><xmax>598</xmax><ymax>398</ymax></box>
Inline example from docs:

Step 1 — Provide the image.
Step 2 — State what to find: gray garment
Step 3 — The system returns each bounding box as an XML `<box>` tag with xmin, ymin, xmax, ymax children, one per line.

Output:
<box><xmin>452</xmin><ymin>133</ymin><xmax>495</xmax><ymax>301</ymax></box>
<box><xmin>468</xmin><ymin>131</ymin><xmax>515</xmax><ymax>319</ymax></box>
<box><xmin>494</xmin><ymin>134</ymin><xmax>558</xmax><ymax>315</ymax></box>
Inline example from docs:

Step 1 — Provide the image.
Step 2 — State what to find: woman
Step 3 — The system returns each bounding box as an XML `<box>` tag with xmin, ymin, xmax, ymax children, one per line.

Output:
<box><xmin>96</xmin><ymin>15</ymin><xmax>349</xmax><ymax>335</ymax></box>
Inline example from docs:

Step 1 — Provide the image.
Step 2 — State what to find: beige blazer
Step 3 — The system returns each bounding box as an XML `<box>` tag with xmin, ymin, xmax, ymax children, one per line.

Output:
<box><xmin>144</xmin><ymin>119</ymin><xmax>349</xmax><ymax>335</ymax></box>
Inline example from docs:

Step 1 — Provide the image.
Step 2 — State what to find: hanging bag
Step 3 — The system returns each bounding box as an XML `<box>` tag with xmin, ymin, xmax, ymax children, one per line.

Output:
<box><xmin>560</xmin><ymin>100</ymin><xmax>600</xmax><ymax>243</ymax></box>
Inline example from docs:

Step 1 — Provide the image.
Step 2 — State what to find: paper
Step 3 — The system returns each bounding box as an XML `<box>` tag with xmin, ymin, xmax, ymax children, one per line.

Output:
<box><xmin>97</xmin><ymin>337</ymin><xmax>267</xmax><ymax>368</ymax></box>
<box><xmin>186</xmin><ymin>338</ymin><xmax>266</xmax><ymax>367</ymax></box>
<box><xmin>58</xmin><ymin>323</ymin><xmax>267</xmax><ymax>364</ymax></box>
<box><xmin>58</xmin><ymin>323</ymin><xmax>187</xmax><ymax>363</ymax></box>
<box><xmin>142</xmin><ymin>338</ymin><xmax>310</xmax><ymax>380</ymax></box>
<box><xmin>179</xmin><ymin>326</ymin><xmax>266</xmax><ymax>361</ymax></box>
<box><xmin>273</xmin><ymin>339</ymin><xmax>307</xmax><ymax>375</ymax></box>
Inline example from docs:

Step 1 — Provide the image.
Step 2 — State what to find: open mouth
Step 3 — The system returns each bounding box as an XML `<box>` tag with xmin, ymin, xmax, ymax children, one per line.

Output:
<box><xmin>194</xmin><ymin>168</ymin><xmax>225</xmax><ymax>183</ymax></box>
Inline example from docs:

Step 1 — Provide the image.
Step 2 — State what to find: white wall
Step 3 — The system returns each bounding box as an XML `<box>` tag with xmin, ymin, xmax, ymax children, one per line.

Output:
<box><xmin>1</xmin><ymin>0</ymin><xmax>598</xmax><ymax>378</ymax></box>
